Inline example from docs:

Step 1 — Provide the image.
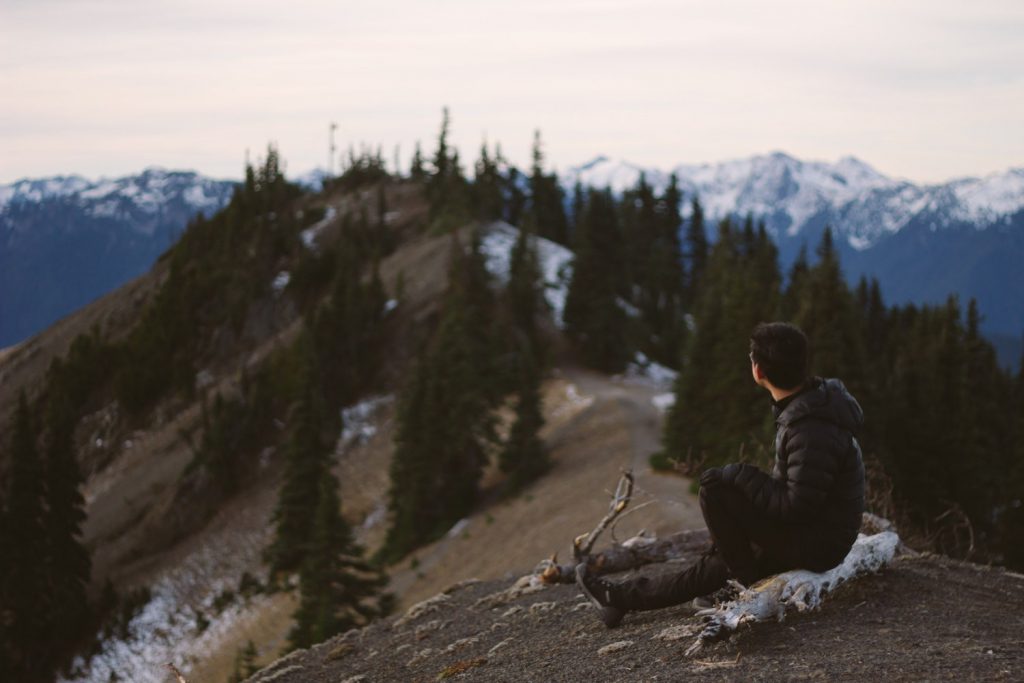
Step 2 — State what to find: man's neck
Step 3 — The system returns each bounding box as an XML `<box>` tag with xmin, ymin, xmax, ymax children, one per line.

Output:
<box><xmin>768</xmin><ymin>382</ymin><xmax>804</xmax><ymax>403</ymax></box>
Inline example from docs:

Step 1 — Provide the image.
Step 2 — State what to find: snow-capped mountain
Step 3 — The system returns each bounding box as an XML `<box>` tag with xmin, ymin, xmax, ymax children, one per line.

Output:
<box><xmin>564</xmin><ymin>152</ymin><xmax>1024</xmax><ymax>251</ymax></box>
<box><xmin>566</xmin><ymin>153</ymin><xmax>1024</xmax><ymax>358</ymax></box>
<box><xmin>1</xmin><ymin>168</ymin><xmax>236</xmax><ymax>347</ymax></box>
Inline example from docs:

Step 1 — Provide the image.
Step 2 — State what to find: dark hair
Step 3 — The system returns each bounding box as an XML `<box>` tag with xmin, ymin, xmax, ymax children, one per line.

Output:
<box><xmin>750</xmin><ymin>322</ymin><xmax>808</xmax><ymax>389</ymax></box>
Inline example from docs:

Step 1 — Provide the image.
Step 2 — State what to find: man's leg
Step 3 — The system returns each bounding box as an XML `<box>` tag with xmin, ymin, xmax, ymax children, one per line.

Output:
<box><xmin>699</xmin><ymin>484</ymin><xmax>803</xmax><ymax>584</ymax></box>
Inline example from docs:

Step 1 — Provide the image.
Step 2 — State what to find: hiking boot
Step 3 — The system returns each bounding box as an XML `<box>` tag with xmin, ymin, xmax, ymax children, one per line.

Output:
<box><xmin>575</xmin><ymin>563</ymin><xmax>626</xmax><ymax>629</ymax></box>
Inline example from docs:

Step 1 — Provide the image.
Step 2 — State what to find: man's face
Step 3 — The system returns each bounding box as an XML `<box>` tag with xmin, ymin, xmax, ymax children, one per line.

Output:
<box><xmin>750</xmin><ymin>351</ymin><xmax>765</xmax><ymax>386</ymax></box>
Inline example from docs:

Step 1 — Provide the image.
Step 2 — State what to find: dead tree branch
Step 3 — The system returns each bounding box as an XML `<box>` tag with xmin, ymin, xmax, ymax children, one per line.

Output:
<box><xmin>573</xmin><ymin>470</ymin><xmax>634</xmax><ymax>562</ymax></box>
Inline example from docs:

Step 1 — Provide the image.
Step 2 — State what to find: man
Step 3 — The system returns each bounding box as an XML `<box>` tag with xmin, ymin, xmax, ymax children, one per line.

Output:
<box><xmin>577</xmin><ymin>322</ymin><xmax>865</xmax><ymax>628</ymax></box>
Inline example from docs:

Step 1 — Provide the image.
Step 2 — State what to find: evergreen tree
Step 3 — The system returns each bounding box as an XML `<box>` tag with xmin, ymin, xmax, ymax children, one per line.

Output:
<box><xmin>563</xmin><ymin>189</ymin><xmax>631</xmax><ymax>373</ymax></box>
<box><xmin>683</xmin><ymin>197</ymin><xmax>708</xmax><ymax>305</ymax></box>
<box><xmin>382</xmin><ymin>232</ymin><xmax>503</xmax><ymax>559</ymax></box>
<box><xmin>289</xmin><ymin>474</ymin><xmax>387</xmax><ymax>649</ymax></box>
<box><xmin>265</xmin><ymin>334</ymin><xmax>330</xmax><ymax>574</ymax></box>
<box><xmin>526</xmin><ymin>131</ymin><xmax>569</xmax><ymax>244</ymax></box>
<box><xmin>1</xmin><ymin>394</ymin><xmax>51</xmax><ymax>681</ymax></box>
<box><xmin>504</xmin><ymin>225</ymin><xmax>546</xmax><ymax>352</ymax></box>
<box><xmin>426</xmin><ymin>107</ymin><xmax>470</xmax><ymax>229</ymax></box>
<box><xmin>472</xmin><ymin>141</ymin><xmax>505</xmax><ymax>221</ymax></box>
<box><xmin>503</xmin><ymin>166</ymin><xmax>527</xmax><ymax>228</ymax></box>
<box><xmin>781</xmin><ymin>244</ymin><xmax>809</xmax><ymax>320</ymax></box>
<box><xmin>499</xmin><ymin>347</ymin><xmax>548</xmax><ymax>491</ymax></box>
<box><xmin>42</xmin><ymin>392</ymin><xmax>92</xmax><ymax>645</ymax></box>
<box><xmin>660</xmin><ymin>218</ymin><xmax>781</xmax><ymax>468</ymax></box>
<box><xmin>410</xmin><ymin>142</ymin><xmax>426</xmax><ymax>181</ymax></box>
<box><xmin>792</xmin><ymin>228</ymin><xmax>866</xmax><ymax>388</ymax></box>
<box><xmin>638</xmin><ymin>174</ymin><xmax>686</xmax><ymax>367</ymax></box>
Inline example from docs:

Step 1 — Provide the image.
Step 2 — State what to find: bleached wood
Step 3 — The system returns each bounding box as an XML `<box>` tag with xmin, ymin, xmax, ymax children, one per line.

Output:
<box><xmin>685</xmin><ymin>531</ymin><xmax>901</xmax><ymax>656</ymax></box>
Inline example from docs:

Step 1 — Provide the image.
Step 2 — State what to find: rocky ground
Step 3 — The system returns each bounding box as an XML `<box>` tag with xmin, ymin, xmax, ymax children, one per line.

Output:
<box><xmin>246</xmin><ymin>553</ymin><xmax>1024</xmax><ymax>682</ymax></box>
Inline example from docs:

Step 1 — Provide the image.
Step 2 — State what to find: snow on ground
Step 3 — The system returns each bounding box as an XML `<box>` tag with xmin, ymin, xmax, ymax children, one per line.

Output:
<box><xmin>300</xmin><ymin>206</ymin><xmax>337</xmax><ymax>250</ymax></box>
<box><xmin>651</xmin><ymin>393</ymin><xmax>676</xmax><ymax>413</ymax></box>
<box><xmin>620</xmin><ymin>353</ymin><xmax>678</xmax><ymax>391</ymax></box>
<box><xmin>479</xmin><ymin>221</ymin><xmax>575</xmax><ymax>327</ymax></box>
<box><xmin>553</xmin><ymin>383</ymin><xmax>594</xmax><ymax>418</ymax></box>
<box><xmin>336</xmin><ymin>394</ymin><xmax>394</xmax><ymax>454</ymax></box>
<box><xmin>271</xmin><ymin>271</ymin><xmax>290</xmax><ymax>294</ymax></box>
<box><xmin>62</xmin><ymin>531</ymin><xmax>274</xmax><ymax>683</ymax></box>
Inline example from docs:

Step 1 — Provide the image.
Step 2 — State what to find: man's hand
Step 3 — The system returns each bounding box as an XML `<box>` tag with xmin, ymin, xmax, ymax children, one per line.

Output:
<box><xmin>699</xmin><ymin>467</ymin><xmax>724</xmax><ymax>490</ymax></box>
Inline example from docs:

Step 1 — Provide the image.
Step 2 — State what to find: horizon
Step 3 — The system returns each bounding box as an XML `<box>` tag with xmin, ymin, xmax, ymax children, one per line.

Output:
<box><xmin>3</xmin><ymin>1</ymin><xmax>1023</xmax><ymax>186</ymax></box>
<box><xmin>1</xmin><ymin>147</ymin><xmax>1021</xmax><ymax>188</ymax></box>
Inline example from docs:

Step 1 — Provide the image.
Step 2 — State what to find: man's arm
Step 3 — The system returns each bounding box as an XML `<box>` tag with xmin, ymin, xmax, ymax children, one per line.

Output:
<box><xmin>714</xmin><ymin>424</ymin><xmax>841</xmax><ymax>521</ymax></box>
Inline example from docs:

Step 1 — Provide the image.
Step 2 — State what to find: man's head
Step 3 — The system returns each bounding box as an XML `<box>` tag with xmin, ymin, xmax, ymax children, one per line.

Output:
<box><xmin>750</xmin><ymin>322</ymin><xmax>808</xmax><ymax>391</ymax></box>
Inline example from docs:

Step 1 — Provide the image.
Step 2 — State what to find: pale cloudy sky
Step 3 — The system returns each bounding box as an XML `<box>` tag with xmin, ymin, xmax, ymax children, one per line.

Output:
<box><xmin>2</xmin><ymin>0</ymin><xmax>1022</xmax><ymax>183</ymax></box>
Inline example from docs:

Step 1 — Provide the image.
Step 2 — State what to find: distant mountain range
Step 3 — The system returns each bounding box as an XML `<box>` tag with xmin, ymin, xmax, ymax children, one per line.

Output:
<box><xmin>0</xmin><ymin>168</ymin><xmax>236</xmax><ymax>346</ymax></box>
<box><xmin>3</xmin><ymin>155</ymin><xmax>1021</xmax><ymax>365</ymax></box>
<box><xmin>566</xmin><ymin>153</ymin><xmax>1024</xmax><ymax>363</ymax></box>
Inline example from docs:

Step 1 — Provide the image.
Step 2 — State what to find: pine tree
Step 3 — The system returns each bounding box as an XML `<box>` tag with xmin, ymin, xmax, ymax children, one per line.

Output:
<box><xmin>265</xmin><ymin>334</ymin><xmax>330</xmax><ymax>574</ymax></box>
<box><xmin>683</xmin><ymin>197</ymin><xmax>708</xmax><ymax>305</ymax></box>
<box><xmin>499</xmin><ymin>347</ymin><xmax>548</xmax><ymax>491</ymax></box>
<box><xmin>426</xmin><ymin>108</ymin><xmax>469</xmax><ymax>230</ymax></box>
<box><xmin>410</xmin><ymin>142</ymin><xmax>426</xmax><ymax>181</ymax></box>
<box><xmin>563</xmin><ymin>189</ymin><xmax>631</xmax><ymax>373</ymax></box>
<box><xmin>660</xmin><ymin>218</ymin><xmax>781</xmax><ymax>468</ymax></box>
<box><xmin>504</xmin><ymin>225</ymin><xmax>546</xmax><ymax>352</ymax></box>
<box><xmin>42</xmin><ymin>392</ymin><xmax>92</xmax><ymax>645</ymax></box>
<box><xmin>289</xmin><ymin>474</ymin><xmax>387</xmax><ymax>649</ymax></box>
<box><xmin>526</xmin><ymin>131</ymin><xmax>569</xmax><ymax>244</ymax></box>
<box><xmin>472</xmin><ymin>141</ymin><xmax>505</xmax><ymax>221</ymax></box>
<box><xmin>792</xmin><ymin>228</ymin><xmax>866</xmax><ymax>388</ymax></box>
<box><xmin>382</xmin><ymin>232</ymin><xmax>503</xmax><ymax>559</ymax></box>
<box><xmin>1</xmin><ymin>394</ymin><xmax>51</xmax><ymax>681</ymax></box>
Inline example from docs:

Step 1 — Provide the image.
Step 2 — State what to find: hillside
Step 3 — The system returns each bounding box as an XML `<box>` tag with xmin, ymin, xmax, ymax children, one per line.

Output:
<box><xmin>3</xmin><ymin>162</ymin><xmax>1021</xmax><ymax>683</ymax></box>
<box><xmin>246</xmin><ymin>552</ymin><xmax>1024</xmax><ymax>683</ymax></box>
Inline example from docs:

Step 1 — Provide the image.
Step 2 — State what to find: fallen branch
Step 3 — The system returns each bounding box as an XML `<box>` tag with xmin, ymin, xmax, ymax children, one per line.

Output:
<box><xmin>685</xmin><ymin>530</ymin><xmax>901</xmax><ymax>656</ymax></box>
<box><xmin>167</xmin><ymin>662</ymin><xmax>189</xmax><ymax>683</ymax></box>
<box><xmin>573</xmin><ymin>470</ymin><xmax>634</xmax><ymax>562</ymax></box>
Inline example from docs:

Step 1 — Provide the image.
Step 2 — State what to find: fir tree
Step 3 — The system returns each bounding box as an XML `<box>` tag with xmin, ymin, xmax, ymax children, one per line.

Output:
<box><xmin>265</xmin><ymin>333</ymin><xmax>330</xmax><ymax>574</ymax></box>
<box><xmin>289</xmin><ymin>474</ymin><xmax>387</xmax><ymax>649</ymax></box>
<box><xmin>499</xmin><ymin>347</ymin><xmax>548</xmax><ymax>491</ymax></box>
<box><xmin>504</xmin><ymin>225</ymin><xmax>546</xmax><ymax>352</ymax></box>
<box><xmin>1</xmin><ymin>394</ymin><xmax>51</xmax><ymax>681</ymax></box>
<box><xmin>526</xmin><ymin>131</ymin><xmax>569</xmax><ymax>244</ymax></box>
<box><xmin>793</xmin><ymin>228</ymin><xmax>866</xmax><ymax>388</ymax></box>
<box><xmin>410</xmin><ymin>142</ymin><xmax>426</xmax><ymax>180</ymax></box>
<box><xmin>42</xmin><ymin>392</ymin><xmax>92</xmax><ymax>645</ymax></box>
<box><xmin>382</xmin><ymin>232</ymin><xmax>503</xmax><ymax>559</ymax></box>
<box><xmin>660</xmin><ymin>218</ymin><xmax>781</xmax><ymax>468</ymax></box>
<box><xmin>683</xmin><ymin>197</ymin><xmax>708</xmax><ymax>304</ymax></box>
<box><xmin>472</xmin><ymin>141</ymin><xmax>505</xmax><ymax>221</ymax></box>
<box><xmin>563</xmin><ymin>189</ymin><xmax>631</xmax><ymax>373</ymax></box>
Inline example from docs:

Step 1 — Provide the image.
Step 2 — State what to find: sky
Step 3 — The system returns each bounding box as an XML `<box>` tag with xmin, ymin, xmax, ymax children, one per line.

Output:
<box><xmin>2</xmin><ymin>0</ymin><xmax>1023</xmax><ymax>184</ymax></box>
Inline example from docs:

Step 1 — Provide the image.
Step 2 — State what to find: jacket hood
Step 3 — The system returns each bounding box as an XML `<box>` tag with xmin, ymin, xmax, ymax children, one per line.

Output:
<box><xmin>775</xmin><ymin>377</ymin><xmax>864</xmax><ymax>434</ymax></box>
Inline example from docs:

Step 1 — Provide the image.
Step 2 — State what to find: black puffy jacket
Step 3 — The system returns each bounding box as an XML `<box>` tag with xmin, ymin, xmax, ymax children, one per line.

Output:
<box><xmin>721</xmin><ymin>377</ymin><xmax>866</xmax><ymax>565</ymax></box>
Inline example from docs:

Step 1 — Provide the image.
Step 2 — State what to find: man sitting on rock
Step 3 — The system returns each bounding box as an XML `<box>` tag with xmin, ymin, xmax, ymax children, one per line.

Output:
<box><xmin>577</xmin><ymin>322</ymin><xmax>866</xmax><ymax>628</ymax></box>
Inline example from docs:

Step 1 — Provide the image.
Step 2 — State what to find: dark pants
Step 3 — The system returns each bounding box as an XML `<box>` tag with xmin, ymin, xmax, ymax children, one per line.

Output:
<box><xmin>612</xmin><ymin>484</ymin><xmax>805</xmax><ymax>611</ymax></box>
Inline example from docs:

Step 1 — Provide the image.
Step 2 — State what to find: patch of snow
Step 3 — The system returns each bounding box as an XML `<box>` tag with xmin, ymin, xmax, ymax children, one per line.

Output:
<box><xmin>622</xmin><ymin>353</ymin><xmax>678</xmax><ymax>390</ymax></box>
<box><xmin>336</xmin><ymin>394</ymin><xmax>394</xmax><ymax>453</ymax></box>
<box><xmin>383</xmin><ymin>299</ymin><xmax>399</xmax><ymax>314</ymax></box>
<box><xmin>362</xmin><ymin>502</ymin><xmax>387</xmax><ymax>530</ymax></box>
<box><xmin>447</xmin><ymin>518</ymin><xmax>470</xmax><ymax>538</ymax></box>
<box><xmin>553</xmin><ymin>382</ymin><xmax>594</xmax><ymax>419</ymax></box>
<box><xmin>271</xmin><ymin>271</ymin><xmax>290</xmax><ymax>294</ymax></box>
<box><xmin>651</xmin><ymin>393</ymin><xmax>676</xmax><ymax>412</ymax></box>
<box><xmin>60</xmin><ymin>531</ymin><xmax>275</xmax><ymax>683</ymax></box>
<box><xmin>479</xmin><ymin>221</ymin><xmax>575</xmax><ymax>327</ymax></box>
<box><xmin>300</xmin><ymin>206</ymin><xmax>336</xmax><ymax>250</ymax></box>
